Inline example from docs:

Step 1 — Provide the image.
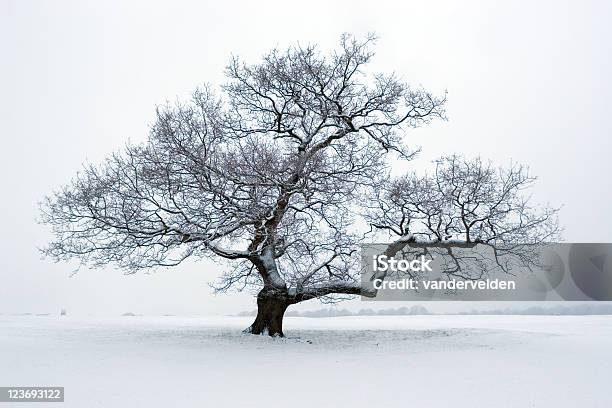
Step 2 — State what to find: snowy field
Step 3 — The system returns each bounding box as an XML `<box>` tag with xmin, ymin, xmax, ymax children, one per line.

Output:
<box><xmin>0</xmin><ymin>315</ymin><xmax>610</xmax><ymax>408</ymax></box>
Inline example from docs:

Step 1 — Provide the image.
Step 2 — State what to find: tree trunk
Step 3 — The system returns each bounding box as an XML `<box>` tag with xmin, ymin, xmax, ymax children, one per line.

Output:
<box><xmin>244</xmin><ymin>289</ymin><xmax>289</xmax><ymax>337</ymax></box>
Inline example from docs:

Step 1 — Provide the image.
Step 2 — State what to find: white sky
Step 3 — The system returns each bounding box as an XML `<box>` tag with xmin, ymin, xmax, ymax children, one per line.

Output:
<box><xmin>1</xmin><ymin>0</ymin><xmax>611</xmax><ymax>316</ymax></box>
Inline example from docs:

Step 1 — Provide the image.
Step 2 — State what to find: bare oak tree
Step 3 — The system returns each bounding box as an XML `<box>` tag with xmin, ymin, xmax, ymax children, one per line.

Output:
<box><xmin>40</xmin><ymin>35</ymin><xmax>446</xmax><ymax>336</ymax></box>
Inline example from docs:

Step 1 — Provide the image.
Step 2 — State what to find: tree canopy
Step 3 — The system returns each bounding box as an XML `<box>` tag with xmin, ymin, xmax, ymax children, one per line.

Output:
<box><xmin>40</xmin><ymin>34</ymin><xmax>558</xmax><ymax>336</ymax></box>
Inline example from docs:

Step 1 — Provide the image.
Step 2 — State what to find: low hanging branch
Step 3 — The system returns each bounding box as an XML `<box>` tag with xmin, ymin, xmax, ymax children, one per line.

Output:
<box><xmin>365</xmin><ymin>155</ymin><xmax>561</xmax><ymax>284</ymax></box>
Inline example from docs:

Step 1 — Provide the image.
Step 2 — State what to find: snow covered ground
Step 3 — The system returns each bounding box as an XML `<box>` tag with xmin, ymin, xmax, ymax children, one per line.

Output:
<box><xmin>0</xmin><ymin>315</ymin><xmax>610</xmax><ymax>407</ymax></box>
